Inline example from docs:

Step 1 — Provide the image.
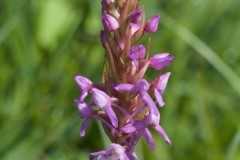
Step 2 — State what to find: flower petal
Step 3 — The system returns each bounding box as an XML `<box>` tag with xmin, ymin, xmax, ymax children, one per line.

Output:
<box><xmin>131</xmin><ymin>79</ymin><xmax>149</xmax><ymax>92</ymax></box>
<box><xmin>145</xmin><ymin>112</ymin><xmax>160</xmax><ymax>126</ymax></box>
<box><xmin>142</xmin><ymin>128</ymin><xmax>156</xmax><ymax>151</ymax></box>
<box><xmin>129</xmin><ymin>152</ymin><xmax>138</xmax><ymax>160</ymax></box>
<box><xmin>80</xmin><ymin>90</ymin><xmax>88</xmax><ymax>102</ymax></box>
<box><xmin>92</xmin><ymin>88</ymin><xmax>111</xmax><ymax>108</ymax></box>
<box><xmin>89</xmin><ymin>150</ymin><xmax>109</xmax><ymax>160</ymax></box>
<box><xmin>154</xmin><ymin>89</ymin><xmax>165</xmax><ymax>107</ymax></box>
<box><xmin>157</xmin><ymin>72</ymin><xmax>171</xmax><ymax>94</ymax></box>
<box><xmin>114</xmin><ymin>84</ymin><xmax>134</xmax><ymax>91</ymax></box>
<box><xmin>80</xmin><ymin>118</ymin><xmax>91</xmax><ymax>137</ymax></box>
<box><xmin>121</xmin><ymin>121</ymin><xmax>145</xmax><ymax>133</ymax></box>
<box><xmin>90</xmin><ymin>143</ymin><xmax>129</xmax><ymax>160</ymax></box>
<box><xmin>150</xmin><ymin>53</ymin><xmax>174</xmax><ymax>70</ymax></box>
<box><xmin>130</xmin><ymin>23</ymin><xmax>141</xmax><ymax>35</ymax></box>
<box><xmin>153</xmin><ymin>125</ymin><xmax>171</xmax><ymax>145</ymax></box>
<box><xmin>96</xmin><ymin>116</ymin><xmax>121</xmax><ymax>137</ymax></box>
<box><xmin>103</xmin><ymin>14</ymin><xmax>119</xmax><ymax>31</ymax></box>
<box><xmin>109</xmin><ymin>144</ymin><xmax>129</xmax><ymax>160</ymax></box>
<box><xmin>77</xmin><ymin>102</ymin><xmax>93</xmax><ymax>118</ymax></box>
<box><xmin>105</xmin><ymin>104</ymin><xmax>118</xmax><ymax>128</ymax></box>
<box><xmin>74</xmin><ymin>75</ymin><xmax>92</xmax><ymax>91</ymax></box>
<box><xmin>140</xmin><ymin>91</ymin><xmax>159</xmax><ymax>115</ymax></box>
<box><xmin>145</xmin><ymin>15</ymin><xmax>160</xmax><ymax>33</ymax></box>
<box><xmin>129</xmin><ymin>9</ymin><xmax>142</xmax><ymax>23</ymax></box>
<box><xmin>128</xmin><ymin>45</ymin><xmax>146</xmax><ymax>60</ymax></box>
<box><xmin>121</xmin><ymin>124</ymin><xmax>137</xmax><ymax>133</ymax></box>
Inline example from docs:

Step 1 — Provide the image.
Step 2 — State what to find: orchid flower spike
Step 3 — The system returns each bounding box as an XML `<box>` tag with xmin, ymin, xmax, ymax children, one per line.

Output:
<box><xmin>74</xmin><ymin>1</ymin><xmax>174</xmax><ymax>159</ymax></box>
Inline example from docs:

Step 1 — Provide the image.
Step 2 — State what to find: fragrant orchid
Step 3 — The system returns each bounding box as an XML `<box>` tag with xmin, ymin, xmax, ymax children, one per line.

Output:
<box><xmin>74</xmin><ymin>0</ymin><xmax>173</xmax><ymax>159</ymax></box>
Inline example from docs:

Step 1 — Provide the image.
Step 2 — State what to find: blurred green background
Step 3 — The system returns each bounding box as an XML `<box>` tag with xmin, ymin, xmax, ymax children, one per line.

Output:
<box><xmin>0</xmin><ymin>0</ymin><xmax>240</xmax><ymax>159</ymax></box>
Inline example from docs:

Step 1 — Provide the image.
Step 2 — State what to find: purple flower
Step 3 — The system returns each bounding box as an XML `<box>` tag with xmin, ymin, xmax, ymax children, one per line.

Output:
<box><xmin>129</xmin><ymin>9</ymin><xmax>142</xmax><ymax>23</ymax></box>
<box><xmin>153</xmin><ymin>72</ymin><xmax>171</xmax><ymax>107</ymax></box>
<box><xmin>122</xmin><ymin>113</ymin><xmax>171</xmax><ymax>145</ymax></box>
<box><xmin>75</xmin><ymin>75</ymin><xmax>92</xmax><ymax>91</ymax></box>
<box><xmin>91</xmin><ymin>88</ymin><xmax>118</xmax><ymax>128</ymax></box>
<box><xmin>145</xmin><ymin>15</ymin><xmax>160</xmax><ymax>33</ymax></box>
<box><xmin>77</xmin><ymin>102</ymin><xmax>94</xmax><ymax>119</ymax></box>
<box><xmin>130</xmin><ymin>23</ymin><xmax>141</xmax><ymax>35</ymax></box>
<box><xmin>127</xmin><ymin>44</ymin><xmax>147</xmax><ymax>77</ymax></box>
<box><xmin>129</xmin><ymin>128</ymin><xmax>155</xmax><ymax>151</ymax></box>
<box><xmin>75</xmin><ymin>100</ymin><xmax>121</xmax><ymax>137</ymax></box>
<box><xmin>75</xmin><ymin>102</ymin><xmax>94</xmax><ymax>137</ymax></box>
<box><xmin>89</xmin><ymin>143</ymin><xmax>129</xmax><ymax>160</ymax></box>
<box><xmin>149</xmin><ymin>53</ymin><xmax>174</xmax><ymax>70</ymax></box>
<box><xmin>103</xmin><ymin>14</ymin><xmax>119</xmax><ymax>32</ymax></box>
<box><xmin>114</xmin><ymin>79</ymin><xmax>159</xmax><ymax>115</ymax></box>
<box><xmin>119</xmin><ymin>79</ymin><xmax>171</xmax><ymax>145</ymax></box>
<box><xmin>128</xmin><ymin>45</ymin><xmax>146</xmax><ymax>60</ymax></box>
<box><xmin>74</xmin><ymin>75</ymin><xmax>92</xmax><ymax>102</ymax></box>
<box><xmin>92</xmin><ymin>88</ymin><xmax>111</xmax><ymax>107</ymax></box>
<box><xmin>75</xmin><ymin>0</ymin><xmax>174</xmax><ymax>158</ymax></box>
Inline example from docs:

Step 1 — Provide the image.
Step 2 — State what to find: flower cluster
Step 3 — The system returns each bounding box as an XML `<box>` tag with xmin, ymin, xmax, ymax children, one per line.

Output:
<box><xmin>74</xmin><ymin>0</ymin><xmax>173</xmax><ymax>159</ymax></box>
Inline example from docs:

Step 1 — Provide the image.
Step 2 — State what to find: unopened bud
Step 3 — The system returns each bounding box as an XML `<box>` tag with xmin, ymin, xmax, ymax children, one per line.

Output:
<box><xmin>129</xmin><ymin>9</ymin><xmax>142</xmax><ymax>23</ymax></box>
<box><xmin>150</xmin><ymin>53</ymin><xmax>174</xmax><ymax>70</ymax></box>
<box><xmin>145</xmin><ymin>15</ymin><xmax>160</xmax><ymax>33</ymax></box>
<box><xmin>103</xmin><ymin>14</ymin><xmax>120</xmax><ymax>31</ymax></box>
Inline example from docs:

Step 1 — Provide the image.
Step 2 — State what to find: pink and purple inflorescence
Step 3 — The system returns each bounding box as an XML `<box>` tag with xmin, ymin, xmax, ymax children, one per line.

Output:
<box><xmin>74</xmin><ymin>0</ymin><xmax>174</xmax><ymax>159</ymax></box>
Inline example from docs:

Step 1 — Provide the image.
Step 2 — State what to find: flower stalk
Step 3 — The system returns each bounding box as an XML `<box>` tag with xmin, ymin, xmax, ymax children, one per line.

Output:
<box><xmin>74</xmin><ymin>0</ymin><xmax>174</xmax><ymax>159</ymax></box>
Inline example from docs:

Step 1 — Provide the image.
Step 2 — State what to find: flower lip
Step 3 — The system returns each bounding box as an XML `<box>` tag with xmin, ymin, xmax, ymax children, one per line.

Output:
<box><xmin>76</xmin><ymin>101</ymin><xmax>94</xmax><ymax>118</ymax></box>
<box><xmin>128</xmin><ymin>45</ymin><xmax>146</xmax><ymax>61</ymax></box>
